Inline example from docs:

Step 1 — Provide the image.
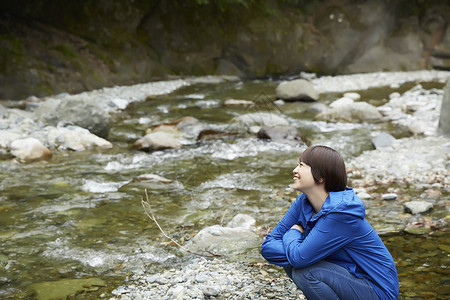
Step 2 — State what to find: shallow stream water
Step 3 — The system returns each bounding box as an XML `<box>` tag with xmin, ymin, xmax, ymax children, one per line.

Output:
<box><xmin>0</xmin><ymin>79</ymin><xmax>448</xmax><ymax>299</ymax></box>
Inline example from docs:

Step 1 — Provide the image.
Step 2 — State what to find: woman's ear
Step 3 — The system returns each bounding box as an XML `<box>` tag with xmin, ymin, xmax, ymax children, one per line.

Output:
<box><xmin>319</xmin><ymin>178</ymin><xmax>325</xmax><ymax>183</ymax></box>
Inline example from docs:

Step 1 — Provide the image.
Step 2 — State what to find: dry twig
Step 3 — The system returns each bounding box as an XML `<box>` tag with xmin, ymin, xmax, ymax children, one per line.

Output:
<box><xmin>141</xmin><ymin>189</ymin><xmax>223</xmax><ymax>258</ymax></box>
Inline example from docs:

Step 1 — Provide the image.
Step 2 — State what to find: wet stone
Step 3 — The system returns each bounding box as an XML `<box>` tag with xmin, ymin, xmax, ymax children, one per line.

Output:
<box><xmin>382</xmin><ymin>193</ymin><xmax>398</xmax><ymax>201</ymax></box>
<box><xmin>404</xmin><ymin>201</ymin><xmax>434</xmax><ymax>215</ymax></box>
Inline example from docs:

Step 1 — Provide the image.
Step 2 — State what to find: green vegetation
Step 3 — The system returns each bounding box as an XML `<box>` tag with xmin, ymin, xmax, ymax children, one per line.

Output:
<box><xmin>50</xmin><ymin>44</ymin><xmax>77</xmax><ymax>59</ymax></box>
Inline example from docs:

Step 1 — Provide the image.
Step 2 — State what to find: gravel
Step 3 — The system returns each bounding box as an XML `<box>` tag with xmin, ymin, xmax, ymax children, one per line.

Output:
<box><xmin>109</xmin><ymin>257</ymin><xmax>305</xmax><ymax>300</ymax></box>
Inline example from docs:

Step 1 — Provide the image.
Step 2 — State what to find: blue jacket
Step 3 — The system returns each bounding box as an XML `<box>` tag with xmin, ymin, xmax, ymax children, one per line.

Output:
<box><xmin>261</xmin><ymin>188</ymin><xmax>399</xmax><ymax>300</ymax></box>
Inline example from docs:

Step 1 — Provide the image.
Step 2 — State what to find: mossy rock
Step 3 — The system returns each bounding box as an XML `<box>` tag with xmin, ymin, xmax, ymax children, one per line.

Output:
<box><xmin>30</xmin><ymin>278</ymin><xmax>106</xmax><ymax>300</ymax></box>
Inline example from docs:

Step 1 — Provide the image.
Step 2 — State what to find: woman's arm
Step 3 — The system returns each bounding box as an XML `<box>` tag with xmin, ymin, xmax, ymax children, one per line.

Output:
<box><xmin>260</xmin><ymin>194</ymin><xmax>307</xmax><ymax>266</ymax></box>
<box><xmin>282</xmin><ymin>213</ymin><xmax>358</xmax><ymax>268</ymax></box>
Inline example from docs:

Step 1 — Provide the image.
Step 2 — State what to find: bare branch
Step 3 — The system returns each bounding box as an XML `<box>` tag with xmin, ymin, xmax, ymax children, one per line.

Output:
<box><xmin>141</xmin><ymin>189</ymin><xmax>223</xmax><ymax>258</ymax></box>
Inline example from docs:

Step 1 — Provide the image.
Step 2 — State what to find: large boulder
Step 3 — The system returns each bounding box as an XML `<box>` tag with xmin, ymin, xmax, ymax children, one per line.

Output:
<box><xmin>10</xmin><ymin>137</ymin><xmax>52</xmax><ymax>162</ymax></box>
<box><xmin>186</xmin><ymin>214</ymin><xmax>259</xmax><ymax>256</ymax></box>
<box><xmin>46</xmin><ymin>126</ymin><xmax>113</xmax><ymax>151</ymax></box>
<box><xmin>36</xmin><ymin>98</ymin><xmax>111</xmax><ymax>138</ymax></box>
<box><xmin>315</xmin><ymin>102</ymin><xmax>383</xmax><ymax>123</ymax></box>
<box><xmin>438</xmin><ymin>78</ymin><xmax>450</xmax><ymax>136</ymax></box>
<box><xmin>275</xmin><ymin>79</ymin><xmax>319</xmax><ymax>101</ymax></box>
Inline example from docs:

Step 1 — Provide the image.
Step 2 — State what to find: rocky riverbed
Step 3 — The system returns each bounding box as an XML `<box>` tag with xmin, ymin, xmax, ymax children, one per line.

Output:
<box><xmin>105</xmin><ymin>71</ymin><xmax>449</xmax><ymax>300</ymax></box>
<box><xmin>1</xmin><ymin>70</ymin><xmax>449</xmax><ymax>299</ymax></box>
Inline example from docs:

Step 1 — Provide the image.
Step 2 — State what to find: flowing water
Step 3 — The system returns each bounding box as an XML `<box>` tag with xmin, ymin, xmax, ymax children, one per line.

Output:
<box><xmin>0</xmin><ymin>79</ymin><xmax>448</xmax><ymax>299</ymax></box>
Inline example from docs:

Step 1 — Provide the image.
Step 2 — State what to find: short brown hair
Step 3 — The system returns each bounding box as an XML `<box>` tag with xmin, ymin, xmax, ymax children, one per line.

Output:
<box><xmin>300</xmin><ymin>145</ymin><xmax>347</xmax><ymax>192</ymax></box>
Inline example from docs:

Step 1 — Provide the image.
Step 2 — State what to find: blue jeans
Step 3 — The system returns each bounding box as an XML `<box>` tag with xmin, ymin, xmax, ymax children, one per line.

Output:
<box><xmin>283</xmin><ymin>261</ymin><xmax>379</xmax><ymax>300</ymax></box>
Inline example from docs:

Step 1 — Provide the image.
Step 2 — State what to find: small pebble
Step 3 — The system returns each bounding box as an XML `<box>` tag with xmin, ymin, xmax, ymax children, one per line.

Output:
<box><xmin>382</xmin><ymin>193</ymin><xmax>397</xmax><ymax>201</ymax></box>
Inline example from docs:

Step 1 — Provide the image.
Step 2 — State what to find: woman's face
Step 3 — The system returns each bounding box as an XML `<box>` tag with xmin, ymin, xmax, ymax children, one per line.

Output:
<box><xmin>292</xmin><ymin>160</ymin><xmax>316</xmax><ymax>192</ymax></box>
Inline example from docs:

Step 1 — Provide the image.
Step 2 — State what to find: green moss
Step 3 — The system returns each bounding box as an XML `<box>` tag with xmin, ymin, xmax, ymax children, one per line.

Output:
<box><xmin>50</xmin><ymin>44</ymin><xmax>77</xmax><ymax>59</ymax></box>
<box><xmin>93</xmin><ymin>48</ymin><xmax>115</xmax><ymax>69</ymax></box>
<box><xmin>0</xmin><ymin>33</ymin><xmax>24</xmax><ymax>59</ymax></box>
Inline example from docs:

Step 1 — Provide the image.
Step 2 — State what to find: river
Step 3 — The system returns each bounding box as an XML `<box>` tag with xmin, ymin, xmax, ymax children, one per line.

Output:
<box><xmin>0</xmin><ymin>73</ymin><xmax>449</xmax><ymax>299</ymax></box>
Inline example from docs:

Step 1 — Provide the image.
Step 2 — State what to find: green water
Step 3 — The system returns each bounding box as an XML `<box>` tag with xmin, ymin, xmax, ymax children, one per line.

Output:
<box><xmin>0</xmin><ymin>80</ymin><xmax>448</xmax><ymax>299</ymax></box>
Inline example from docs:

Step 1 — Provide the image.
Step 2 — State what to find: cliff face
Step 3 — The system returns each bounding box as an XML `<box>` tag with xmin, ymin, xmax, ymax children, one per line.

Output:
<box><xmin>1</xmin><ymin>0</ymin><xmax>449</xmax><ymax>100</ymax></box>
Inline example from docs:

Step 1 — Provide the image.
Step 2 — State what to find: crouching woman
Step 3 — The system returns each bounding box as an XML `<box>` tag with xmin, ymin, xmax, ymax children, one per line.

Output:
<box><xmin>261</xmin><ymin>145</ymin><xmax>399</xmax><ymax>300</ymax></box>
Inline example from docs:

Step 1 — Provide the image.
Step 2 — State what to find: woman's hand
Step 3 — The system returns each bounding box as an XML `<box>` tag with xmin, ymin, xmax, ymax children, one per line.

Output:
<box><xmin>291</xmin><ymin>224</ymin><xmax>304</xmax><ymax>233</ymax></box>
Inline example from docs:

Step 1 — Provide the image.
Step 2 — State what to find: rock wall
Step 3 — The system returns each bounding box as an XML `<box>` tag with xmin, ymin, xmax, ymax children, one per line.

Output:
<box><xmin>0</xmin><ymin>0</ymin><xmax>449</xmax><ymax>100</ymax></box>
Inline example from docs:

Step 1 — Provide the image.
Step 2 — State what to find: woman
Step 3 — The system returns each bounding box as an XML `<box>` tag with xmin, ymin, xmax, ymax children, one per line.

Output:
<box><xmin>261</xmin><ymin>145</ymin><xmax>399</xmax><ymax>300</ymax></box>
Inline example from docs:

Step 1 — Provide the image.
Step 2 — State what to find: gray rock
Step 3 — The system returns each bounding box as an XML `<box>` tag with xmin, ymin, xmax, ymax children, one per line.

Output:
<box><xmin>134</xmin><ymin>131</ymin><xmax>182</xmax><ymax>151</ymax></box>
<box><xmin>438</xmin><ymin>77</ymin><xmax>450</xmax><ymax>136</ymax></box>
<box><xmin>46</xmin><ymin>126</ymin><xmax>113</xmax><ymax>151</ymax></box>
<box><xmin>200</xmin><ymin>285</ymin><xmax>220</xmax><ymax>297</ymax></box>
<box><xmin>0</xmin><ymin>104</ymin><xmax>6</xmax><ymax>117</ymax></box>
<box><xmin>145</xmin><ymin>276</ymin><xmax>158</xmax><ymax>283</ymax></box>
<box><xmin>36</xmin><ymin>98</ymin><xmax>111</xmax><ymax>138</ymax></box>
<box><xmin>372</xmin><ymin>132</ymin><xmax>396</xmax><ymax>149</ymax></box>
<box><xmin>226</xmin><ymin>214</ymin><xmax>255</xmax><ymax>229</ymax></box>
<box><xmin>224</xmin><ymin>99</ymin><xmax>255</xmax><ymax>107</ymax></box>
<box><xmin>233</xmin><ymin>112</ymin><xmax>289</xmax><ymax>127</ymax></box>
<box><xmin>329</xmin><ymin>97</ymin><xmax>354</xmax><ymax>108</ymax></box>
<box><xmin>275</xmin><ymin>79</ymin><xmax>319</xmax><ymax>101</ymax></box>
<box><xmin>195</xmin><ymin>274</ymin><xmax>209</xmax><ymax>283</ymax></box>
<box><xmin>0</xmin><ymin>131</ymin><xmax>22</xmax><ymax>148</ymax></box>
<box><xmin>10</xmin><ymin>137</ymin><xmax>52</xmax><ymax>162</ymax></box>
<box><xmin>169</xmin><ymin>285</ymin><xmax>185</xmax><ymax>298</ymax></box>
<box><xmin>307</xmin><ymin>102</ymin><xmax>328</xmax><ymax>113</ymax></box>
<box><xmin>187</xmin><ymin>225</ymin><xmax>259</xmax><ymax>255</ymax></box>
<box><xmin>257</xmin><ymin>125</ymin><xmax>302</xmax><ymax>144</ymax></box>
<box><xmin>299</xmin><ymin>71</ymin><xmax>317</xmax><ymax>81</ymax></box>
<box><xmin>357</xmin><ymin>192</ymin><xmax>372</xmax><ymax>200</ymax></box>
<box><xmin>110</xmin><ymin>98</ymin><xmax>129</xmax><ymax>110</ymax></box>
<box><xmin>274</xmin><ymin>99</ymin><xmax>285</xmax><ymax>106</ymax></box>
<box><xmin>112</xmin><ymin>286</ymin><xmax>129</xmax><ymax>296</ymax></box>
<box><xmin>404</xmin><ymin>201</ymin><xmax>433</xmax><ymax>215</ymax></box>
<box><xmin>343</xmin><ymin>92</ymin><xmax>361</xmax><ymax>101</ymax></box>
<box><xmin>381</xmin><ymin>193</ymin><xmax>397</xmax><ymax>201</ymax></box>
<box><xmin>315</xmin><ymin>102</ymin><xmax>383</xmax><ymax>123</ymax></box>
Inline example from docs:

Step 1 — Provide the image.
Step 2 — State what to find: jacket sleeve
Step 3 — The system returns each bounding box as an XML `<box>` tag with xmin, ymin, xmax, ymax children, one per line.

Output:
<box><xmin>282</xmin><ymin>213</ymin><xmax>358</xmax><ymax>268</ymax></box>
<box><xmin>260</xmin><ymin>195</ymin><xmax>305</xmax><ymax>266</ymax></box>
